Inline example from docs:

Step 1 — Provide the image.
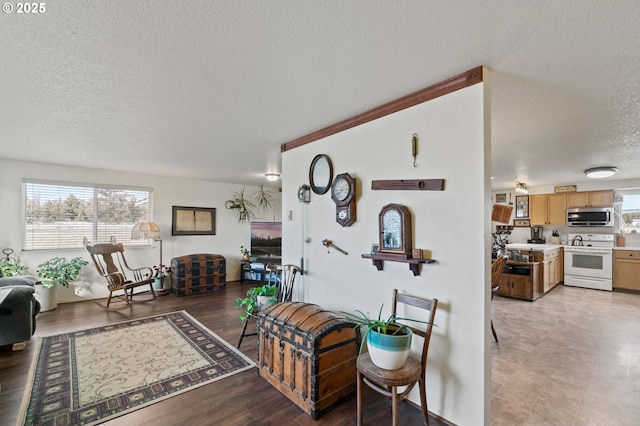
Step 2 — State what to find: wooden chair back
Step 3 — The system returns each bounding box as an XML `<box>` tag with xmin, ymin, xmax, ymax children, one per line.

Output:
<box><xmin>391</xmin><ymin>289</ymin><xmax>438</xmax><ymax>372</ymax></box>
<box><xmin>491</xmin><ymin>255</ymin><xmax>508</xmax><ymax>295</ymax></box>
<box><xmin>276</xmin><ymin>264</ymin><xmax>299</xmax><ymax>303</ymax></box>
<box><xmin>264</xmin><ymin>263</ymin><xmax>299</xmax><ymax>303</ymax></box>
<box><xmin>85</xmin><ymin>243</ymin><xmax>155</xmax><ymax>307</ymax></box>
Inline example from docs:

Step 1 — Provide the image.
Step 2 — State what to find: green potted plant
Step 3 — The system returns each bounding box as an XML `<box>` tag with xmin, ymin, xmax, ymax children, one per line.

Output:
<box><xmin>0</xmin><ymin>258</ymin><xmax>28</xmax><ymax>277</ymax></box>
<box><xmin>235</xmin><ymin>284</ymin><xmax>278</xmax><ymax>322</ymax></box>
<box><xmin>36</xmin><ymin>257</ymin><xmax>88</xmax><ymax>311</ymax></box>
<box><xmin>240</xmin><ymin>245</ymin><xmax>251</xmax><ymax>261</ymax></box>
<box><xmin>37</xmin><ymin>257</ymin><xmax>88</xmax><ymax>288</ymax></box>
<box><xmin>225</xmin><ymin>186</ymin><xmax>275</xmax><ymax>224</ymax></box>
<box><xmin>341</xmin><ymin>305</ymin><xmax>432</xmax><ymax>370</ymax></box>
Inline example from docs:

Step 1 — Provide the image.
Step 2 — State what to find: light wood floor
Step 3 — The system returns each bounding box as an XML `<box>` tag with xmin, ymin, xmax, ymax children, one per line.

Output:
<box><xmin>492</xmin><ymin>284</ymin><xmax>640</xmax><ymax>425</ymax></box>
<box><xmin>0</xmin><ymin>281</ymin><xmax>445</xmax><ymax>426</ymax></box>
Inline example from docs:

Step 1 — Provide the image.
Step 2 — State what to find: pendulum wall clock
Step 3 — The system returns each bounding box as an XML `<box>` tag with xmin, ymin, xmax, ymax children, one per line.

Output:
<box><xmin>331</xmin><ymin>172</ymin><xmax>357</xmax><ymax>227</ymax></box>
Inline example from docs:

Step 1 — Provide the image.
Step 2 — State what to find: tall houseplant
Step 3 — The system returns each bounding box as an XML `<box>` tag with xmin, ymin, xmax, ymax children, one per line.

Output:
<box><xmin>342</xmin><ymin>305</ymin><xmax>432</xmax><ymax>370</ymax></box>
<box><xmin>36</xmin><ymin>257</ymin><xmax>88</xmax><ymax>311</ymax></box>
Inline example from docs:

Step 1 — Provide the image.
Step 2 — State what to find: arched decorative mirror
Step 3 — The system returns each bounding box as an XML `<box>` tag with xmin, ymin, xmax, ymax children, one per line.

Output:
<box><xmin>378</xmin><ymin>204</ymin><xmax>412</xmax><ymax>256</ymax></box>
<box><xmin>309</xmin><ymin>154</ymin><xmax>333</xmax><ymax>195</ymax></box>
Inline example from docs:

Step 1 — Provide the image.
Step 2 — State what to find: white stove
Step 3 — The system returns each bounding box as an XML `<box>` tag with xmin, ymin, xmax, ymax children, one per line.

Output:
<box><xmin>564</xmin><ymin>233</ymin><xmax>614</xmax><ymax>291</ymax></box>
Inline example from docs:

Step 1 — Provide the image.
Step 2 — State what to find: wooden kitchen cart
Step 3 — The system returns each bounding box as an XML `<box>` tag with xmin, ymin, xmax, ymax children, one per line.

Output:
<box><xmin>496</xmin><ymin>261</ymin><xmax>541</xmax><ymax>301</ymax></box>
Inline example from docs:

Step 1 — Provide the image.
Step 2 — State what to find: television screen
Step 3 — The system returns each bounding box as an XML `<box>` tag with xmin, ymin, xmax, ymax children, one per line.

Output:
<box><xmin>250</xmin><ymin>221</ymin><xmax>282</xmax><ymax>261</ymax></box>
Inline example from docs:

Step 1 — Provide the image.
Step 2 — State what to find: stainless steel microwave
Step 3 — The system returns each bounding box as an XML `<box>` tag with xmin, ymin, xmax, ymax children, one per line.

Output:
<box><xmin>566</xmin><ymin>207</ymin><xmax>613</xmax><ymax>227</ymax></box>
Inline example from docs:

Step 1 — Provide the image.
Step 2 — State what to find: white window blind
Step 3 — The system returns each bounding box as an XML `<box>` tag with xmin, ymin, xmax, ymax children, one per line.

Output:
<box><xmin>23</xmin><ymin>180</ymin><xmax>153</xmax><ymax>250</ymax></box>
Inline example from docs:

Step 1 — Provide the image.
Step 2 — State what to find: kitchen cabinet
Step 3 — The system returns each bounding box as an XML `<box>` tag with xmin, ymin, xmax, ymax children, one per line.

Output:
<box><xmin>496</xmin><ymin>262</ymin><xmax>540</xmax><ymax>301</ymax></box>
<box><xmin>566</xmin><ymin>190</ymin><xmax>614</xmax><ymax>208</ymax></box>
<box><xmin>529</xmin><ymin>193</ymin><xmax>566</xmax><ymax>225</ymax></box>
<box><xmin>534</xmin><ymin>248</ymin><xmax>563</xmax><ymax>293</ymax></box>
<box><xmin>613</xmin><ymin>250</ymin><xmax>640</xmax><ymax>291</ymax></box>
<box><xmin>555</xmin><ymin>248</ymin><xmax>564</xmax><ymax>285</ymax></box>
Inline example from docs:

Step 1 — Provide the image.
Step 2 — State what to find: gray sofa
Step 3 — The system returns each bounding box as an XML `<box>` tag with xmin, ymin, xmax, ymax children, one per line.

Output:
<box><xmin>0</xmin><ymin>275</ymin><xmax>41</xmax><ymax>350</ymax></box>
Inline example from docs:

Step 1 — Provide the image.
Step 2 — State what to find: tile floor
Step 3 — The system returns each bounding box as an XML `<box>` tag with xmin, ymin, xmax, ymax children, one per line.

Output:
<box><xmin>491</xmin><ymin>285</ymin><xmax>640</xmax><ymax>425</ymax></box>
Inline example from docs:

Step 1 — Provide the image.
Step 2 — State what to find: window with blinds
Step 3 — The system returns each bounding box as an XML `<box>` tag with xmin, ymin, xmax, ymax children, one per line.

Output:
<box><xmin>23</xmin><ymin>180</ymin><xmax>153</xmax><ymax>250</ymax></box>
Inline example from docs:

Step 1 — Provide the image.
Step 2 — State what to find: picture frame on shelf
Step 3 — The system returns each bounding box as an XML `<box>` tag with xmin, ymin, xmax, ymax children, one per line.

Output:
<box><xmin>513</xmin><ymin>218</ymin><xmax>531</xmax><ymax>227</ymax></box>
<box><xmin>370</xmin><ymin>243</ymin><xmax>379</xmax><ymax>254</ymax></box>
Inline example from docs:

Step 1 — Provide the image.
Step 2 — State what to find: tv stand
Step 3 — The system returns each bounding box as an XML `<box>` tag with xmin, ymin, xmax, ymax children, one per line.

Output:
<box><xmin>240</xmin><ymin>260</ymin><xmax>281</xmax><ymax>284</ymax></box>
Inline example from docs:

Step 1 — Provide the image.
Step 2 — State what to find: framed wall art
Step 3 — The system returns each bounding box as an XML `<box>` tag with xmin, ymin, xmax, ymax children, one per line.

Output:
<box><xmin>495</xmin><ymin>193</ymin><xmax>507</xmax><ymax>203</ymax></box>
<box><xmin>172</xmin><ymin>206</ymin><xmax>216</xmax><ymax>235</ymax></box>
<box><xmin>513</xmin><ymin>218</ymin><xmax>530</xmax><ymax>227</ymax></box>
<box><xmin>515</xmin><ymin>195</ymin><xmax>529</xmax><ymax>218</ymax></box>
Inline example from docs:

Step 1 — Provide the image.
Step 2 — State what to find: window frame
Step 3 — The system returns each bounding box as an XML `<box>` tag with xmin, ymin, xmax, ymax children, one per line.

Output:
<box><xmin>617</xmin><ymin>188</ymin><xmax>640</xmax><ymax>234</ymax></box>
<box><xmin>22</xmin><ymin>179</ymin><xmax>154</xmax><ymax>251</ymax></box>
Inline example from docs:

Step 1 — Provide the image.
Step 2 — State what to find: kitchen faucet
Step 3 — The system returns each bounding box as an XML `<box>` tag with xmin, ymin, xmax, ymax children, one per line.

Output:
<box><xmin>571</xmin><ymin>235</ymin><xmax>583</xmax><ymax>246</ymax></box>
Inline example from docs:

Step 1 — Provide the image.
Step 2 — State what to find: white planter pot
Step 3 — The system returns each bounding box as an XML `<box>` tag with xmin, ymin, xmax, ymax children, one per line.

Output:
<box><xmin>35</xmin><ymin>284</ymin><xmax>58</xmax><ymax>312</ymax></box>
<box><xmin>367</xmin><ymin>328</ymin><xmax>412</xmax><ymax>370</ymax></box>
<box><xmin>257</xmin><ymin>295</ymin><xmax>274</xmax><ymax>310</ymax></box>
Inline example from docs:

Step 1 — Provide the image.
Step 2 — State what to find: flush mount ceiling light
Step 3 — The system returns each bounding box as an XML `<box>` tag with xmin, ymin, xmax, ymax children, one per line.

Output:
<box><xmin>265</xmin><ymin>173</ymin><xmax>280</xmax><ymax>182</ymax></box>
<box><xmin>584</xmin><ymin>166</ymin><xmax>617</xmax><ymax>179</ymax></box>
<box><xmin>515</xmin><ymin>182</ymin><xmax>528</xmax><ymax>195</ymax></box>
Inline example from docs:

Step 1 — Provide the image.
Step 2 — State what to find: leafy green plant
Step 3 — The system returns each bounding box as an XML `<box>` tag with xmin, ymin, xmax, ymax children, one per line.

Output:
<box><xmin>240</xmin><ymin>245</ymin><xmax>251</xmax><ymax>257</ymax></box>
<box><xmin>0</xmin><ymin>258</ymin><xmax>28</xmax><ymax>277</ymax></box>
<box><xmin>235</xmin><ymin>284</ymin><xmax>278</xmax><ymax>321</ymax></box>
<box><xmin>36</xmin><ymin>257</ymin><xmax>88</xmax><ymax>288</ymax></box>
<box><xmin>341</xmin><ymin>304</ymin><xmax>433</xmax><ymax>360</ymax></box>
<box><xmin>225</xmin><ymin>186</ymin><xmax>275</xmax><ymax>224</ymax></box>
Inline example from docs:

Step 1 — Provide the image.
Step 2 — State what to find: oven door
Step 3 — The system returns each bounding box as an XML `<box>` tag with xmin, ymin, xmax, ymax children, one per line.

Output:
<box><xmin>564</xmin><ymin>248</ymin><xmax>612</xmax><ymax>290</ymax></box>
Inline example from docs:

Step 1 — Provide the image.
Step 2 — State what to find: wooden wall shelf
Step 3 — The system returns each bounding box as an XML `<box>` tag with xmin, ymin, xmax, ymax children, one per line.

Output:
<box><xmin>361</xmin><ymin>253</ymin><xmax>435</xmax><ymax>276</ymax></box>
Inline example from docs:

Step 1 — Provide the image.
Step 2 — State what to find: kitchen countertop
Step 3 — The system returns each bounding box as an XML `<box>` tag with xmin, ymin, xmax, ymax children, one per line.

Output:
<box><xmin>506</xmin><ymin>243</ymin><xmax>564</xmax><ymax>252</ymax></box>
<box><xmin>613</xmin><ymin>246</ymin><xmax>640</xmax><ymax>251</ymax></box>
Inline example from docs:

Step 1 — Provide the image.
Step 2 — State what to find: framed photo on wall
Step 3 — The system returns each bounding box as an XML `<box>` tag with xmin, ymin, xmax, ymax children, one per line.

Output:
<box><xmin>515</xmin><ymin>195</ymin><xmax>529</xmax><ymax>218</ymax></box>
<box><xmin>513</xmin><ymin>218</ymin><xmax>530</xmax><ymax>227</ymax></box>
<box><xmin>495</xmin><ymin>193</ymin><xmax>507</xmax><ymax>203</ymax></box>
<box><xmin>172</xmin><ymin>206</ymin><xmax>216</xmax><ymax>235</ymax></box>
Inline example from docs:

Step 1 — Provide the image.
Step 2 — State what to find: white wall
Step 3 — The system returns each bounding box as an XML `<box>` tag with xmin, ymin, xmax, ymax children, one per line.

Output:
<box><xmin>282</xmin><ymin>80</ymin><xmax>491</xmax><ymax>425</ymax></box>
<box><xmin>0</xmin><ymin>158</ymin><xmax>281</xmax><ymax>303</ymax></box>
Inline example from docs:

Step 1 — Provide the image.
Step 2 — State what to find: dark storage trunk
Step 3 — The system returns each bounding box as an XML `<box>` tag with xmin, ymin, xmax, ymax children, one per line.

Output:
<box><xmin>257</xmin><ymin>302</ymin><xmax>360</xmax><ymax>419</ymax></box>
<box><xmin>170</xmin><ymin>254</ymin><xmax>226</xmax><ymax>296</ymax></box>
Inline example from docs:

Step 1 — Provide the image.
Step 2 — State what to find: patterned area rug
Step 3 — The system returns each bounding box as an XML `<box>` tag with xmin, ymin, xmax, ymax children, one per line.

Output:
<box><xmin>18</xmin><ymin>311</ymin><xmax>255</xmax><ymax>425</ymax></box>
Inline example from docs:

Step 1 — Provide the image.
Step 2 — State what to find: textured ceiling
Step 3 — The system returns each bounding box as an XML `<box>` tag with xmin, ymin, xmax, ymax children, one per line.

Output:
<box><xmin>1</xmin><ymin>1</ymin><xmax>639</xmax><ymax>190</ymax></box>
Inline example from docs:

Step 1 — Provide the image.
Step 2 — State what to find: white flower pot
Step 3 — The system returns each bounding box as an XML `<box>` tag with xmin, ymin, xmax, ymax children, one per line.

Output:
<box><xmin>367</xmin><ymin>327</ymin><xmax>412</xmax><ymax>370</ymax></box>
<box><xmin>35</xmin><ymin>284</ymin><xmax>58</xmax><ymax>312</ymax></box>
<box><xmin>257</xmin><ymin>295</ymin><xmax>273</xmax><ymax>310</ymax></box>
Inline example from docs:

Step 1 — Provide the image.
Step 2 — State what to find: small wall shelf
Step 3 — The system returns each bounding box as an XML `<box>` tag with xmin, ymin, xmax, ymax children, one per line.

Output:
<box><xmin>361</xmin><ymin>253</ymin><xmax>435</xmax><ymax>276</ymax></box>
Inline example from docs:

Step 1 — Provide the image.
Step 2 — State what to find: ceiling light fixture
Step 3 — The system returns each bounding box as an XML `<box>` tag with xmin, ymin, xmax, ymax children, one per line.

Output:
<box><xmin>265</xmin><ymin>173</ymin><xmax>280</xmax><ymax>182</ymax></box>
<box><xmin>584</xmin><ymin>166</ymin><xmax>617</xmax><ymax>179</ymax></box>
<box><xmin>515</xmin><ymin>182</ymin><xmax>528</xmax><ymax>195</ymax></box>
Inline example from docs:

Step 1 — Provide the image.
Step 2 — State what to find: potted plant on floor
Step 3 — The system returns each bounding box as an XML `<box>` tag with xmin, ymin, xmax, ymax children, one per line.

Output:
<box><xmin>341</xmin><ymin>305</ymin><xmax>432</xmax><ymax>370</ymax></box>
<box><xmin>36</xmin><ymin>257</ymin><xmax>88</xmax><ymax>311</ymax></box>
<box><xmin>235</xmin><ymin>284</ymin><xmax>278</xmax><ymax>322</ymax></box>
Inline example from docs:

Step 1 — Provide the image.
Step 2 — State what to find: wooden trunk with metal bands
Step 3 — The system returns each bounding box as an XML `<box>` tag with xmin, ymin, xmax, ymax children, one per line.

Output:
<box><xmin>257</xmin><ymin>302</ymin><xmax>360</xmax><ymax>419</ymax></box>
